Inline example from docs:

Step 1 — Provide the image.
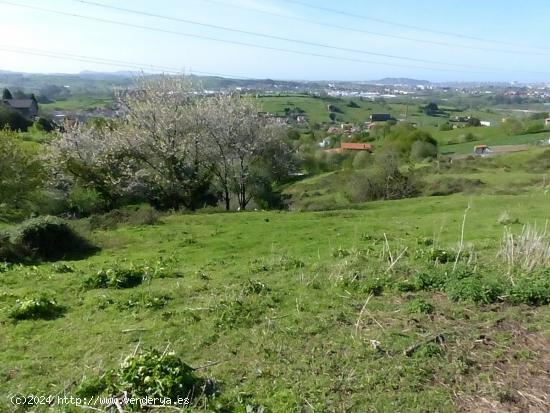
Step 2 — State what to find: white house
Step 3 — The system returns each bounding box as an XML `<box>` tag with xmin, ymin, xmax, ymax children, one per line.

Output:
<box><xmin>545</xmin><ymin>118</ymin><xmax>550</xmax><ymax>127</ymax></box>
<box><xmin>480</xmin><ymin>121</ymin><xmax>492</xmax><ymax>127</ymax></box>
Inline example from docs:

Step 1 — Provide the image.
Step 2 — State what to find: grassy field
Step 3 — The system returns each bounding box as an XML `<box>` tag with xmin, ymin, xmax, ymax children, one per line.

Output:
<box><xmin>39</xmin><ymin>96</ymin><xmax>114</xmax><ymax>113</ymax></box>
<box><xmin>2</xmin><ymin>188</ymin><xmax>550</xmax><ymax>412</ymax></box>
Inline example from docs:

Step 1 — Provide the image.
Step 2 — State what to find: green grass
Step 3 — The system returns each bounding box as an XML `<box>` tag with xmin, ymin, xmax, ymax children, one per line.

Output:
<box><xmin>2</xmin><ymin>191</ymin><xmax>550</xmax><ymax>412</ymax></box>
<box><xmin>40</xmin><ymin>96</ymin><xmax>113</xmax><ymax>112</ymax></box>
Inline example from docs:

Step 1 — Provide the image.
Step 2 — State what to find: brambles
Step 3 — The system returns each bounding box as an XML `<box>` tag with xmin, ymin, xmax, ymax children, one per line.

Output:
<box><xmin>9</xmin><ymin>295</ymin><xmax>65</xmax><ymax>320</ymax></box>
<box><xmin>508</xmin><ymin>270</ymin><xmax>550</xmax><ymax>305</ymax></box>
<box><xmin>445</xmin><ymin>274</ymin><xmax>505</xmax><ymax>304</ymax></box>
<box><xmin>84</xmin><ymin>268</ymin><xmax>145</xmax><ymax>289</ymax></box>
<box><xmin>8</xmin><ymin>216</ymin><xmax>97</xmax><ymax>262</ymax></box>
<box><xmin>407</xmin><ymin>298</ymin><xmax>434</xmax><ymax>314</ymax></box>
<box><xmin>77</xmin><ymin>349</ymin><xmax>210</xmax><ymax>411</ymax></box>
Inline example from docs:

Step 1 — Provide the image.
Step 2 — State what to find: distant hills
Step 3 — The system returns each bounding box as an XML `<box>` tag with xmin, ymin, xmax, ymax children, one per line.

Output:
<box><xmin>367</xmin><ymin>77</ymin><xmax>432</xmax><ymax>86</ymax></box>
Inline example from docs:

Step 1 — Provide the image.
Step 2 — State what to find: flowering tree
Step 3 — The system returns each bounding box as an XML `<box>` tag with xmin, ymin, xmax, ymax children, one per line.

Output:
<box><xmin>49</xmin><ymin>76</ymin><xmax>294</xmax><ymax>211</ymax></box>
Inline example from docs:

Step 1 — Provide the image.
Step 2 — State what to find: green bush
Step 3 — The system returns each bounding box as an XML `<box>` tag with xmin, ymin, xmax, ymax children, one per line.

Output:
<box><xmin>78</xmin><ymin>349</ymin><xmax>207</xmax><ymax>410</ymax></box>
<box><xmin>9</xmin><ymin>295</ymin><xmax>66</xmax><ymax>320</ymax></box>
<box><xmin>88</xmin><ymin>205</ymin><xmax>160</xmax><ymax>230</ymax></box>
<box><xmin>446</xmin><ymin>275</ymin><xmax>505</xmax><ymax>304</ymax></box>
<box><xmin>429</xmin><ymin>248</ymin><xmax>457</xmax><ymax>264</ymax></box>
<box><xmin>10</xmin><ymin>216</ymin><xmax>97</xmax><ymax>261</ymax></box>
<box><xmin>412</xmin><ymin>270</ymin><xmax>447</xmax><ymax>291</ymax></box>
<box><xmin>407</xmin><ymin>298</ymin><xmax>434</xmax><ymax>314</ymax></box>
<box><xmin>84</xmin><ymin>268</ymin><xmax>144</xmax><ymax>289</ymax></box>
<box><xmin>508</xmin><ymin>271</ymin><xmax>550</xmax><ymax>305</ymax></box>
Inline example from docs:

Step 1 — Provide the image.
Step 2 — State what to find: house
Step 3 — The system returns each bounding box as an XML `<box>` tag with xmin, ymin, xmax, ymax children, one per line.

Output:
<box><xmin>2</xmin><ymin>99</ymin><xmax>38</xmax><ymax>119</ymax></box>
<box><xmin>545</xmin><ymin>118</ymin><xmax>550</xmax><ymax>127</ymax></box>
<box><xmin>480</xmin><ymin>121</ymin><xmax>492</xmax><ymax>127</ymax></box>
<box><xmin>370</xmin><ymin>113</ymin><xmax>391</xmax><ymax>122</ymax></box>
<box><xmin>341</xmin><ymin>142</ymin><xmax>373</xmax><ymax>152</ymax></box>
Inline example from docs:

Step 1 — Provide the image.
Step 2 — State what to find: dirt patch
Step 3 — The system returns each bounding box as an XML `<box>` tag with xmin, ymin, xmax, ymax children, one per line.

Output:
<box><xmin>458</xmin><ymin>321</ymin><xmax>550</xmax><ymax>413</ymax></box>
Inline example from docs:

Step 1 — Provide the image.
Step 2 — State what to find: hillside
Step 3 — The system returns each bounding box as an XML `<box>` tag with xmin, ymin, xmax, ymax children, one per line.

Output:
<box><xmin>2</xmin><ymin>191</ymin><xmax>550</xmax><ymax>412</ymax></box>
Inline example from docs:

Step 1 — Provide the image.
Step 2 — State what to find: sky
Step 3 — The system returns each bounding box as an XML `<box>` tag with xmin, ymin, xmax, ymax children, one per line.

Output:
<box><xmin>0</xmin><ymin>0</ymin><xmax>549</xmax><ymax>82</ymax></box>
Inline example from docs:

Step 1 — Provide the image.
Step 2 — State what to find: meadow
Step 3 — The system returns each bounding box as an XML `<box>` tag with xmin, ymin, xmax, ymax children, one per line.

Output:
<box><xmin>2</xmin><ymin>188</ymin><xmax>549</xmax><ymax>412</ymax></box>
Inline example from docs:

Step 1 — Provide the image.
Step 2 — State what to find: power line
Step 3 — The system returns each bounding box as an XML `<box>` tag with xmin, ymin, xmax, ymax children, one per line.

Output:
<box><xmin>0</xmin><ymin>1</ymin><xmax>490</xmax><ymax>74</ymax></box>
<box><xmin>69</xmin><ymin>0</ymin><xmax>494</xmax><ymax>70</ymax></box>
<box><xmin>277</xmin><ymin>0</ymin><xmax>550</xmax><ymax>52</ymax></box>
<box><xmin>203</xmin><ymin>0</ymin><xmax>546</xmax><ymax>56</ymax></box>
<box><xmin>0</xmin><ymin>45</ymin><xmax>255</xmax><ymax>79</ymax></box>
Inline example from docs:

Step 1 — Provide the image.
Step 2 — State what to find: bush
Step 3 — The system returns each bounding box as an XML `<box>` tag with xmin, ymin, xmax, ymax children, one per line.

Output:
<box><xmin>407</xmin><ymin>298</ymin><xmax>434</xmax><ymax>314</ymax></box>
<box><xmin>0</xmin><ymin>106</ymin><xmax>32</xmax><ymax>131</ymax></box>
<box><xmin>88</xmin><ymin>205</ymin><xmax>160</xmax><ymax>230</ymax></box>
<box><xmin>458</xmin><ymin>132</ymin><xmax>477</xmax><ymax>143</ymax></box>
<box><xmin>410</xmin><ymin>141</ymin><xmax>438</xmax><ymax>161</ymax></box>
<box><xmin>84</xmin><ymin>268</ymin><xmax>145</xmax><ymax>289</ymax></box>
<box><xmin>68</xmin><ymin>186</ymin><xmax>107</xmax><ymax>217</ymax></box>
<box><xmin>412</xmin><ymin>270</ymin><xmax>447</xmax><ymax>291</ymax></box>
<box><xmin>508</xmin><ymin>271</ymin><xmax>550</xmax><ymax>305</ymax></box>
<box><xmin>78</xmin><ymin>349</ymin><xmax>208</xmax><ymax>410</ymax></box>
<box><xmin>10</xmin><ymin>216</ymin><xmax>97</xmax><ymax>261</ymax></box>
<box><xmin>9</xmin><ymin>295</ymin><xmax>66</xmax><ymax>320</ymax></box>
<box><xmin>445</xmin><ymin>275</ymin><xmax>505</xmax><ymax>304</ymax></box>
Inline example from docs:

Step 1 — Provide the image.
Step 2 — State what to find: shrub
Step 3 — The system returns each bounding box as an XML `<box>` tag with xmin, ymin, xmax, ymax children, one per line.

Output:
<box><xmin>458</xmin><ymin>132</ymin><xmax>477</xmax><ymax>143</ymax></box>
<box><xmin>508</xmin><ymin>271</ymin><xmax>550</xmax><ymax>305</ymax></box>
<box><xmin>67</xmin><ymin>186</ymin><xmax>107</xmax><ymax>217</ymax></box>
<box><xmin>78</xmin><ymin>349</ymin><xmax>207</xmax><ymax>410</ymax></box>
<box><xmin>9</xmin><ymin>295</ymin><xmax>65</xmax><ymax>320</ymax></box>
<box><xmin>88</xmin><ymin>205</ymin><xmax>160</xmax><ymax>230</ymax></box>
<box><xmin>10</xmin><ymin>216</ymin><xmax>97</xmax><ymax>261</ymax></box>
<box><xmin>429</xmin><ymin>247</ymin><xmax>457</xmax><ymax>264</ymax></box>
<box><xmin>84</xmin><ymin>268</ymin><xmax>144</xmax><ymax>289</ymax></box>
<box><xmin>445</xmin><ymin>275</ymin><xmax>505</xmax><ymax>304</ymax></box>
<box><xmin>412</xmin><ymin>270</ymin><xmax>447</xmax><ymax>291</ymax></box>
<box><xmin>497</xmin><ymin>211</ymin><xmax>519</xmax><ymax>225</ymax></box>
<box><xmin>407</xmin><ymin>298</ymin><xmax>434</xmax><ymax>314</ymax></box>
<box><xmin>410</xmin><ymin>141</ymin><xmax>438</xmax><ymax>161</ymax></box>
<box><xmin>439</xmin><ymin>122</ymin><xmax>453</xmax><ymax>131</ymax></box>
<box><xmin>359</xmin><ymin>276</ymin><xmax>385</xmax><ymax>296</ymax></box>
<box><xmin>0</xmin><ymin>231</ymin><xmax>30</xmax><ymax>263</ymax></box>
<box><xmin>425</xmin><ymin>177</ymin><xmax>484</xmax><ymax>197</ymax></box>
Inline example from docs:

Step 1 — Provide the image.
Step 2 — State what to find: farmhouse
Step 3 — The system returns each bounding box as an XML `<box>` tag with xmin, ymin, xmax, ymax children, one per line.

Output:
<box><xmin>2</xmin><ymin>99</ymin><xmax>38</xmax><ymax>119</ymax></box>
<box><xmin>545</xmin><ymin>118</ymin><xmax>550</xmax><ymax>127</ymax></box>
<box><xmin>370</xmin><ymin>113</ymin><xmax>391</xmax><ymax>122</ymax></box>
<box><xmin>480</xmin><ymin>121</ymin><xmax>492</xmax><ymax>127</ymax></box>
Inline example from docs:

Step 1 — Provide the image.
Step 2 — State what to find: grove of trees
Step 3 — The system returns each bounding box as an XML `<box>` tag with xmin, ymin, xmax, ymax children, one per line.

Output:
<box><xmin>47</xmin><ymin>76</ymin><xmax>297</xmax><ymax>212</ymax></box>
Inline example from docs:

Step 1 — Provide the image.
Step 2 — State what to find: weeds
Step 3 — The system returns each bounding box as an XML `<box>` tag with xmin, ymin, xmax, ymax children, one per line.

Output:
<box><xmin>500</xmin><ymin>223</ymin><xmax>550</xmax><ymax>272</ymax></box>
<box><xmin>407</xmin><ymin>298</ymin><xmax>435</xmax><ymax>314</ymax></box>
<box><xmin>77</xmin><ymin>348</ymin><xmax>210</xmax><ymax>411</ymax></box>
<box><xmin>84</xmin><ymin>267</ymin><xmax>145</xmax><ymax>289</ymax></box>
<box><xmin>9</xmin><ymin>295</ymin><xmax>66</xmax><ymax>320</ymax></box>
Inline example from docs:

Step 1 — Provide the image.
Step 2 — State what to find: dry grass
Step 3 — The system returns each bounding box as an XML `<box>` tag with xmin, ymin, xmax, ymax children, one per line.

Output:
<box><xmin>500</xmin><ymin>223</ymin><xmax>550</xmax><ymax>272</ymax></box>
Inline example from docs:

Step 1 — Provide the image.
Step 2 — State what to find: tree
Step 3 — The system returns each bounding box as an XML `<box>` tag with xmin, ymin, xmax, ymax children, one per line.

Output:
<box><xmin>118</xmin><ymin>76</ymin><xmax>214</xmax><ymax>210</ymax></box>
<box><xmin>2</xmin><ymin>88</ymin><xmax>12</xmax><ymax>100</ymax></box>
<box><xmin>0</xmin><ymin>106</ymin><xmax>32</xmax><ymax>131</ymax></box>
<box><xmin>49</xmin><ymin>76</ymin><xmax>217</xmax><ymax>211</ymax></box>
<box><xmin>197</xmin><ymin>94</ymin><xmax>295</xmax><ymax>210</ymax></box>
<box><xmin>0</xmin><ymin>129</ymin><xmax>44</xmax><ymax>209</ymax></box>
<box><xmin>47</xmin><ymin>120</ymin><xmax>134</xmax><ymax>208</ymax></box>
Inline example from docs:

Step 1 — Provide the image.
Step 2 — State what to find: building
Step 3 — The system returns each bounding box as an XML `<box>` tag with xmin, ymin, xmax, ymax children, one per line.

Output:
<box><xmin>480</xmin><ymin>121</ymin><xmax>492</xmax><ymax>127</ymax></box>
<box><xmin>2</xmin><ymin>99</ymin><xmax>38</xmax><ymax>119</ymax></box>
<box><xmin>341</xmin><ymin>142</ymin><xmax>373</xmax><ymax>152</ymax></box>
<box><xmin>370</xmin><ymin>113</ymin><xmax>392</xmax><ymax>122</ymax></box>
<box><xmin>545</xmin><ymin>118</ymin><xmax>550</xmax><ymax>127</ymax></box>
<box><xmin>474</xmin><ymin>145</ymin><xmax>491</xmax><ymax>156</ymax></box>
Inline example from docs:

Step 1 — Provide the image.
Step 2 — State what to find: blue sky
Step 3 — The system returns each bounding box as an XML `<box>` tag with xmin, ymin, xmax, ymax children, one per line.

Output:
<box><xmin>0</xmin><ymin>0</ymin><xmax>549</xmax><ymax>82</ymax></box>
